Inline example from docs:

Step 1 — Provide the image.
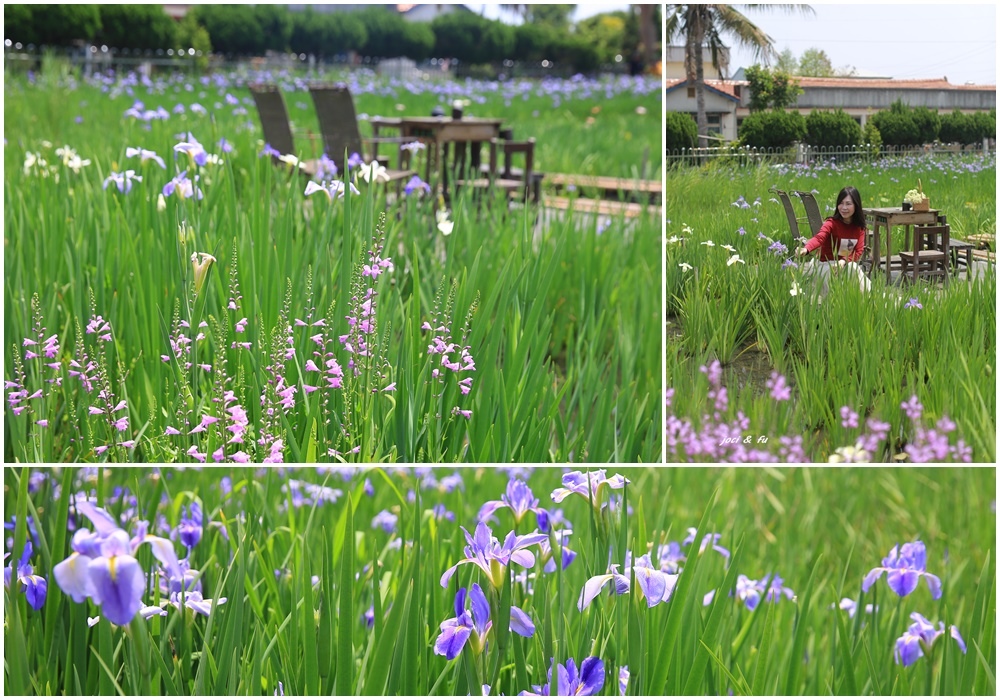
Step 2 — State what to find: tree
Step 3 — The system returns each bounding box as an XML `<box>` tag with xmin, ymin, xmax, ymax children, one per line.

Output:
<box><xmin>4</xmin><ymin>5</ymin><xmax>38</xmax><ymax>45</ymax></box>
<box><xmin>665</xmin><ymin>4</ymin><xmax>814</xmax><ymax>148</ymax></box>
<box><xmin>798</xmin><ymin>47</ymin><xmax>833</xmax><ymax>77</ymax></box>
<box><xmin>775</xmin><ymin>47</ymin><xmax>797</xmax><ymax>73</ymax></box>
<box><xmin>576</xmin><ymin>12</ymin><xmax>629</xmax><ymax>65</ymax></box>
<box><xmin>34</xmin><ymin>5</ymin><xmax>102</xmax><ymax>46</ymax></box>
<box><xmin>526</xmin><ymin>4</ymin><xmax>575</xmax><ymax>30</ymax></box>
<box><xmin>635</xmin><ymin>4</ymin><xmax>660</xmax><ymax>69</ymax></box>
<box><xmin>96</xmin><ymin>5</ymin><xmax>177</xmax><ymax>51</ymax></box>
<box><xmin>744</xmin><ymin>64</ymin><xmax>802</xmax><ymax>111</ymax></box>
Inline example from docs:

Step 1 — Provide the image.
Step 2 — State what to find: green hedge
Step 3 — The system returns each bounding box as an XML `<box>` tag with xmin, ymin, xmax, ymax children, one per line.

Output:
<box><xmin>665</xmin><ymin>111</ymin><xmax>697</xmax><ymax>150</ymax></box>
<box><xmin>739</xmin><ymin>109</ymin><xmax>807</xmax><ymax>149</ymax></box>
<box><xmin>805</xmin><ymin>109</ymin><xmax>862</xmax><ymax>148</ymax></box>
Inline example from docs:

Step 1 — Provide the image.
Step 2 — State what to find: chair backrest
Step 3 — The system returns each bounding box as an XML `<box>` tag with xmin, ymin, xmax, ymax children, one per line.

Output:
<box><xmin>769</xmin><ymin>187</ymin><xmax>800</xmax><ymax>239</ymax></box>
<box><xmin>249</xmin><ymin>84</ymin><xmax>297</xmax><ymax>157</ymax></box>
<box><xmin>913</xmin><ymin>224</ymin><xmax>950</xmax><ymax>252</ymax></box>
<box><xmin>794</xmin><ymin>190</ymin><xmax>825</xmax><ymax>235</ymax></box>
<box><xmin>501</xmin><ymin>138</ymin><xmax>535</xmax><ymax>185</ymax></box>
<box><xmin>308</xmin><ymin>84</ymin><xmax>365</xmax><ymax>173</ymax></box>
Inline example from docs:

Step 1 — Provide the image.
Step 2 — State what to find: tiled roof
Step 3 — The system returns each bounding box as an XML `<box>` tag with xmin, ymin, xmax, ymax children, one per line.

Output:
<box><xmin>666</xmin><ymin>77</ymin><xmax>995</xmax><ymax>94</ymax></box>
<box><xmin>795</xmin><ymin>76</ymin><xmax>995</xmax><ymax>91</ymax></box>
<box><xmin>664</xmin><ymin>78</ymin><xmax>744</xmax><ymax>99</ymax></box>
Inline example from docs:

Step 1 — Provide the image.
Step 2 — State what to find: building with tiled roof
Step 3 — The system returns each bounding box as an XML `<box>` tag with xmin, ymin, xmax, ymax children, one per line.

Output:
<box><xmin>666</xmin><ymin>74</ymin><xmax>996</xmax><ymax>142</ymax></box>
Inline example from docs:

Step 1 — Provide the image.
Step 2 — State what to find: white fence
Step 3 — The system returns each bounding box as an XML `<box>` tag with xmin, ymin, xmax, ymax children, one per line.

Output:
<box><xmin>665</xmin><ymin>141</ymin><xmax>991</xmax><ymax>168</ymax></box>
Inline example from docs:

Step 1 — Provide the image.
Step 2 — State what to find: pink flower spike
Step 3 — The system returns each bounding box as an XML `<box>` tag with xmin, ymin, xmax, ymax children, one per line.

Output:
<box><xmin>294</xmin><ymin>319</ymin><xmax>308</xmax><ymax>326</ymax></box>
<box><xmin>89</xmin><ymin>406</ymin><xmax>104</xmax><ymax>415</ymax></box>
<box><xmin>36</xmin><ymin>419</ymin><xmax>49</xmax><ymax>427</ymax></box>
<box><xmin>304</xmin><ymin>360</ymin><xmax>320</xmax><ymax>372</ymax></box>
<box><xmin>120</xmin><ymin>440</ymin><xmax>136</xmax><ymax>449</ymax></box>
<box><xmin>187</xmin><ymin>445</ymin><xmax>207</xmax><ymax>463</ymax></box>
<box><xmin>27</xmin><ymin>390</ymin><xmax>43</xmax><ymax>400</ymax></box>
<box><xmin>212</xmin><ymin>447</ymin><xmax>225</xmax><ymax>462</ymax></box>
<box><xmin>113</xmin><ymin>400</ymin><xmax>127</xmax><ymax>412</ymax></box>
<box><xmin>165</xmin><ymin>425</ymin><xmax>181</xmax><ymax>435</ymax></box>
<box><xmin>232</xmin><ymin>451</ymin><xmax>250</xmax><ymax>463</ymax></box>
<box><xmin>25</xmin><ymin>351</ymin><xmax>39</xmax><ymax>360</ymax></box>
<box><xmin>382</xmin><ymin>383</ymin><xmax>396</xmax><ymax>392</ymax></box>
<box><xmin>95</xmin><ymin>445</ymin><xmax>110</xmax><ymax>455</ymax></box>
<box><xmin>303</xmin><ymin>384</ymin><xmax>319</xmax><ymax>394</ymax></box>
<box><xmin>12</xmin><ymin>407</ymin><xmax>25</xmax><ymax>416</ymax></box>
<box><xmin>421</xmin><ymin>322</ymin><xmax>432</xmax><ymax>330</ymax></box>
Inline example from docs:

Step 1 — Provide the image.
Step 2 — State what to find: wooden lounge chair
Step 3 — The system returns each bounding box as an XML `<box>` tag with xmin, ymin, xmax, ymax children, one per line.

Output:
<box><xmin>793</xmin><ymin>190</ymin><xmax>825</xmax><ymax>236</ymax></box>
<box><xmin>248</xmin><ymin>83</ymin><xmax>320</xmax><ymax>178</ymax></box>
<box><xmin>307</xmin><ymin>84</ymin><xmax>414</xmax><ymax>184</ymax></box>
<box><xmin>769</xmin><ymin>187</ymin><xmax>806</xmax><ymax>240</ymax></box>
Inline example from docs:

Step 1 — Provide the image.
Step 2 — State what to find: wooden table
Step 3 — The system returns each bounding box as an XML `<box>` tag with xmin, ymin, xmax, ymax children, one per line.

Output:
<box><xmin>865</xmin><ymin>207</ymin><xmax>942</xmax><ymax>283</ymax></box>
<box><xmin>396</xmin><ymin>116</ymin><xmax>504</xmax><ymax>198</ymax></box>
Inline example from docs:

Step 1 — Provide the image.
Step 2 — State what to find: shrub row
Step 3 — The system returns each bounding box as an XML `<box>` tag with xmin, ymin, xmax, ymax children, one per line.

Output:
<box><xmin>666</xmin><ymin>103</ymin><xmax>994</xmax><ymax>151</ymax></box>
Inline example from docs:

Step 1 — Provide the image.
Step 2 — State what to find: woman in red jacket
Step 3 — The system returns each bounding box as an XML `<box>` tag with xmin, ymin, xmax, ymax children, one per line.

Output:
<box><xmin>795</xmin><ymin>186</ymin><xmax>866</xmax><ymax>267</ymax></box>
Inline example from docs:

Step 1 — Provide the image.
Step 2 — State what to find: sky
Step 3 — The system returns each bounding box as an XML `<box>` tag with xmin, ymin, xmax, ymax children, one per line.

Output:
<box><xmin>718</xmin><ymin>2</ymin><xmax>997</xmax><ymax>86</ymax></box>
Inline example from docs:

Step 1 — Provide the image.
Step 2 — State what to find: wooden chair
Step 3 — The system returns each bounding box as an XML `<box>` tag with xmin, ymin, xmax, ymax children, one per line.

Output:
<box><xmin>307</xmin><ymin>84</ymin><xmax>415</xmax><ymax>183</ymax></box>
<box><xmin>769</xmin><ymin>187</ymin><xmax>806</xmax><ymax>240</ymax></box>
<box><xmin>899</xmin><ymin>224</ymin><xmax>950</xmax><ymax>286</ymax></box>
<box><xmin>248</xmin><ymin>84</ymin><xmax>320</xmax><ymax>178</ymax></box>
<box><xmin>793</xmin><ymin>190</ymin><xmax>825</xmax><ymax>236</ymax></box>
<box><xmin>456</xmin><ymin>138</ymin><xmax>536</xmax><ymax>206</ymax></box>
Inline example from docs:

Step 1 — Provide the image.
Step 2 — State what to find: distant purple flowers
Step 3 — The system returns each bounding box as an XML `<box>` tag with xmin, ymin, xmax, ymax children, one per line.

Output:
<box><xmin>863</xmin><ymin>541</ymin><xmax>942</xmax><ymax>599</ymax></box>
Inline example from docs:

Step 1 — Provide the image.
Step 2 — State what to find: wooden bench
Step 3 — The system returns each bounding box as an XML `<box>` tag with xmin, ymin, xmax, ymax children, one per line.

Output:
<box><xmin>966</xmin><ymin>233</ymin><xmax>995</xmax><ymax>250</ymax></box>
<box><xmin>544</xmin><ymin>196</ymin><xmax>660</xmax><ymax>219</ymax></box>
<box><xmin>545</xmin><ymin>173</ymin><xmax>662</xmax><ymax>203</ymax></box>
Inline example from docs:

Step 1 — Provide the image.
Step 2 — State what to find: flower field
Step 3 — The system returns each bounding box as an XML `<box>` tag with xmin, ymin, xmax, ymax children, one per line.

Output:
<box><xmin>3</xmin><ymin>64</ymin><xmax>662</xmax><ymax>463</ymax></box>
<box><xmin>3</xmin><ymin>466</ymin><xmax>995</xmax><ymax>696</ymax></box>
<box><xmin>666</xmin><ymin>153</ymin><xmax>996</xmax><ymax>462</ymax></box>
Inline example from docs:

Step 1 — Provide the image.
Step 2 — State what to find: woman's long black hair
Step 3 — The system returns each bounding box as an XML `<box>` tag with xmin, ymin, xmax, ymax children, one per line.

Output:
<box><xmin>832</xmin><ymin>186</ymin><xmax>865</xmax><ymax>229</ymax></box>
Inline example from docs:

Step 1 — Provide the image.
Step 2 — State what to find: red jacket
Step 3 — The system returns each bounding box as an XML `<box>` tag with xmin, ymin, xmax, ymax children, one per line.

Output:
<box><xmin>804</xmin><ymin>218</ymin><xmax>866</xmax><ymax>262</ymax></box>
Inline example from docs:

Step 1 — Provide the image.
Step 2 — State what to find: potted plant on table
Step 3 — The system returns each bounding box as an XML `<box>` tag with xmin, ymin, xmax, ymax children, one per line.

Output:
<box><xmin>903</xmin><ymin>180</ymin><xmax>930</xmax><ymax>211</ymax></box>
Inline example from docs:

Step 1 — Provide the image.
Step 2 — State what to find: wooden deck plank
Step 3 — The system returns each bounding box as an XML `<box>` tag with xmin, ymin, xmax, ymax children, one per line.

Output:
<box><xmin>543</xmin><ymin>196</ymin><xmax>660</xmax><ymax>218</ymax></box>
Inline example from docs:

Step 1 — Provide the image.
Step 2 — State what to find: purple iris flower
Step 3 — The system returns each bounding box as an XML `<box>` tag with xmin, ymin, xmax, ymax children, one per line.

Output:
<box><xmin>579</xmin><ymin>553</ymin><xmax>678</xmax><ymax>610</ymax></box>
<box><xmin>550</xmin><ymin>470</ymin><xmax>629</xmax><ymax>510</ymax></box>
<box><xmin>478</xmin><ymin>478</ymin><xmax>549</xmax><ymax>528</ymax></box>
<box><xmin>682</xmin><ymin>528</ymin><xmax>731</xmax><ymax>562</ymax></box>
<box><xmin>259</xmin><ymin>143</ymin><xmax>281</xmax><ymax>159</ymax></box>
<box><xmin>862</xmin><ymin>541</ymin><xmax>942</xmax><ymax>599</ymax></box>
<box><xmin>177</xmin><ymin>502</ymin><xmax>202</xmax><ymax>550</ymax></box>
<box><xmin>434</xmin><ymin>582</ymin><xmax>534</xmax><ymax>660</ymax></box>
<box><xmin>894</xmin><ymin>613</ymin><xmax>966</xmax><ymax>666</ymax></box>
<box><xmin>162</xmin><ymin>170</ymin><xmax>202</xmax><ymax>200</ymax></box>
<box><xmin>371</xmin><ymin>510</ymin><xmax>398</xmax><ymax>534</ymax></box>
<box><xmin>85</xmin><ymin>529</ymin><xmax>147</xmax><ymax>625</ymax></box>
<box><xmin>347</xmin><ymin>152</ymin><xmax>365</xmax><ymax>170</ymax></box>
<box><xmin>521</xmin><ymin>656</ymin><xmax>605</xmax><ymax>696</ymax></box>
<box><xmin>439</xmin><ymin>521</ymin><xmax>548</xmax><ymax>591</ymax></box>
<box><xmin>538</xmin><ymin>530</ymin><xmax>576</xmax><ymax>573</ymax></box>
<box><xmin>5</xmin><ymin>541</ymin><xmax>47</xmax><ymax>610</ymax></box>
<box><xmin>174</xmin><ymin>134</ymin><xmax>209</xmax><ymax>166</ymax></box>
<box><xmin>734</xmin><ymin>575</ymin><xmax>763</xmax><ymax>610</ymax></box>
<box><xmin>404</xmin><ymin>175</ymin><xmax>431</xmax><ymax>196</ymax></box>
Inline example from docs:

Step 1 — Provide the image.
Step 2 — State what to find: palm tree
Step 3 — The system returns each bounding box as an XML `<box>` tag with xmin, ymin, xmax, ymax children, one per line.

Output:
<box><xmin>665</xmin><ymin>4</ymin><xmax>813</xmax><ymax>148</ymax></box>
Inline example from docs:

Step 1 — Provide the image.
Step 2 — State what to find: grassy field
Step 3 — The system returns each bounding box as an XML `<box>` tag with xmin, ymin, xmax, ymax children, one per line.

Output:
<box><xmin>665</xmin><ymin>153</ymin><xmax>996</xmax><ymax>463</ymax></box>
<box><xmin>3</xmin><ymin>466</ymin><xmax>995</xmax><ymax>695</ymax></box>
<box><xmin>3</xmin><ymin>64</ymin><xmax>662</xmax><ymax>463</ymax></box>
